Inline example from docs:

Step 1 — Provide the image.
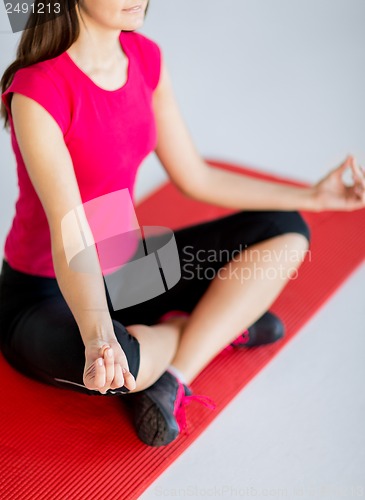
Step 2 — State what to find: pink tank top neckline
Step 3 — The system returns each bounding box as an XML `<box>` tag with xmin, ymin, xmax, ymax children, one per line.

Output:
<box><xmin>62</xmin><ymin>32</ymin><xmax>132</xmax><ymax>94</ymax></box>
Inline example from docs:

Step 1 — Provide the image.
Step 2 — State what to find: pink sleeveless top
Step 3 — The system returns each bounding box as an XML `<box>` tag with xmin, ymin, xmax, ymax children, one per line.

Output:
<box><xmin>1</xmin><ymin>31</ymin><xmax>161</xmax><ymax>277</ymax></box>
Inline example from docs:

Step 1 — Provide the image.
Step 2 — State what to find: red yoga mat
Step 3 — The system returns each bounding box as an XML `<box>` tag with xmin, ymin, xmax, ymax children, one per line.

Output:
<box><xmin>0</xmin><ymin>160</ymin><xmax>364</xmax><ymax>499</ymax></box>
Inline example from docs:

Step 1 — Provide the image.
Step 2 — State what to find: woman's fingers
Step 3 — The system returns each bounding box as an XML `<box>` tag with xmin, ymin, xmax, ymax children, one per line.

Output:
<box><xmin>93</xmin><ymin>357</ymin><xmax>106</xmax><ymax>392</ymax></box>
<box><xmin>350</xmin><ymin>157</ymin><xmax>365</xmax><ymax>194</ymax></box>
<box><xmin>84</xmin><ymin>343</ymin><xmax>136</xmax><ymax>394</ymax></box>
<box><xmin>102</xmin><ymin>346</ymin><xmax>115</xmax><ymax>391</ymax></box>
<box><xmin>335</xmin><ymin>155</ymin><xmax>352</xmax><ymax>176</ymax></box>
<box><xmin>97</xmin><ymin>344</ymin><xmax>136</xmax><ymax>393</ymax></box>
<box><xmin>110</xmin><ymin>363</ymin><xmax>125</xmax><ymax>390</ymax></box>
<box><xmin>110</xmin><ymin>357</ymin><xmax>137</xmax><ymax>391</ymax></box>
<box><xmin>117</xmin><ymin>352</ymin><xmax>136</xmax><ymax>389</ymax></box>
<box><xmin>122</xmin><ymin>369</ymin><xmax>137</xmax><ymax>391</ymax></box>
<box><xmin>334</xmin><ymin>155</ymin><xmax>365</xmax><ymax>199</ymax></box>
<box><xmin>347</xmin><ymin>156</ymin><xmax>365</xmax><ymax>202</ymax></box>
<box><xmin>351</xmin><ymin>156</ymin><xmax>363</xmax><ymax>177</ymax></box>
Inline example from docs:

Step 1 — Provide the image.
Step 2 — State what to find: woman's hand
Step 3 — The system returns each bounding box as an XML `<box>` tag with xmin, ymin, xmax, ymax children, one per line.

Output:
<box><xmin>83</xmin><ymin>337</ymin><xmax>137</xmax><ymax>394</ymax></box>
<box><xmin>313</xmin><ymin>155</ymin><xmax>365</xmax><ymax>211</ymax></box>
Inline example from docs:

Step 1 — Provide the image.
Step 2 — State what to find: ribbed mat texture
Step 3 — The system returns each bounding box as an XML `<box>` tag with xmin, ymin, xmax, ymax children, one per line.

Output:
<box><xmin>0</xmin><ymin>161</ymin><xmax>364</xmax><ymax>499</ymax></box>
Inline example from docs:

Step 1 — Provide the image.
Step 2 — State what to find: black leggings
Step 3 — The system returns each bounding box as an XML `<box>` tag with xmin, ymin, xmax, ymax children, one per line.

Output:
<box><xmin>0</xmin><ymin>210</ymin><xmax>310</xmax><ymax>396</ymax></box>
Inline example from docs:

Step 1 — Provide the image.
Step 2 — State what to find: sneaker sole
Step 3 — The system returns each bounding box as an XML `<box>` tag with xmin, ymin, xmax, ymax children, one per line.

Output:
<box><xmin>133</xmin><ymin>392</ymin><xmax>180</xmax><ymax>447</ymax></box>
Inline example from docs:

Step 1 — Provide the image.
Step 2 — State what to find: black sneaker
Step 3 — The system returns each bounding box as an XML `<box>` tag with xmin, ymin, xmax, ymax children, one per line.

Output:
<box><xmin>230</xmin><ymin>311</ymin><xmax>285</xmax><ymax>348</ymax></box>
<box><xmin>126</xmin><ymin>370</ymin><xmax>216</xmax><ymax>447</ymax></box>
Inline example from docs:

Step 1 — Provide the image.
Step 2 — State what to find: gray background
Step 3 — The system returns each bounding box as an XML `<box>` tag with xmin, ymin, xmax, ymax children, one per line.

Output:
<box><xmin>1</xmin><ymin>0</ymin><xmax>365</xmax><ymax>243</ymax></box>
<box><xmin>1</xmin><ymin>1</ymin><xmax>364</xmax><ymax>498</ymax></box>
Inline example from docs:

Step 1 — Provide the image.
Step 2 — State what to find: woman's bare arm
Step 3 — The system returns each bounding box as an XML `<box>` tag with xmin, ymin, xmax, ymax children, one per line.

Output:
<box><xmin>153</xmin><ymin>61</ymin><xmax>365</xmax><ymax>212</ymax></box>
<box><xmin>11</xmin><ymin>93</ymin><xmax>136</xmax><ymax>392</ymax></box>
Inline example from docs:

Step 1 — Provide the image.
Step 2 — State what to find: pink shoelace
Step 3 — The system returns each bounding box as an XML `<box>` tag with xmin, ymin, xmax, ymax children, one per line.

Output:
<box><xmin>230</xmin><ymin>329</ymin><xmax>250</xmax><ymax>346</ymax></box>
<box><xmin>160</xmin><ymin>310</ymin><xmax>247</xmax><ymax>434</ymax></box>
<box><xmin>174</xmin><ymin>383</ymin><xmax>217</xmax><ymax>437</ymax></box>
<box><xmin>224</xmin><ymin>328</ymin><xmax>250</xmax><ymax>352</ymax></box>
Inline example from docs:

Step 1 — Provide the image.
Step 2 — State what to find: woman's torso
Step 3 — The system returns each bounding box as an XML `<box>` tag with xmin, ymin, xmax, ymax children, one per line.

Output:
<box><xmin>1</xmin><ymin>31</ymin><xmax>161</xmax><ymax>278</ymax></box>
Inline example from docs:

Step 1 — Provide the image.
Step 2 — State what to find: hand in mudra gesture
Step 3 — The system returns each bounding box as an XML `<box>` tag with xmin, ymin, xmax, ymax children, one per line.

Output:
<box><xmin>314</xmin><ymin>155</ymin><xmax>365</xmax><ymax>211</ymax></box>
<box><xmin>83</xmin><ymin>337</ymin><xmax>137</xmax><ymax>394</ymax></box>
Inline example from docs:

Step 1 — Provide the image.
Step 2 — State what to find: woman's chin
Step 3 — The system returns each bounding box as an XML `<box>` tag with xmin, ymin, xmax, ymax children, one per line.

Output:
<box><xmin>120</xmin><ymin>17</ymin><xmax>145</xmax><ymax>31</ymax></box>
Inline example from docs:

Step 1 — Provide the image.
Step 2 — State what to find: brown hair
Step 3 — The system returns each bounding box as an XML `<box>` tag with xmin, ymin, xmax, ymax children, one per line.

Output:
<box><xmin>1</xmin><ymin>0</ymin><xmax>150</xmax><ymax>131</ymax></box>
<box><xmin>0</xmin><ymin>1</ymin><xmax>85</xmax><ymax>130</ymax></box>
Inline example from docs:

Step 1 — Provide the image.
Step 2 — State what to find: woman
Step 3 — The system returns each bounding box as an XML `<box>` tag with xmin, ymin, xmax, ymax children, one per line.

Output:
<box><xmin>0</xmin><ymin>0</ymin><xmax>364</xmax><ymax>448</ymax></box>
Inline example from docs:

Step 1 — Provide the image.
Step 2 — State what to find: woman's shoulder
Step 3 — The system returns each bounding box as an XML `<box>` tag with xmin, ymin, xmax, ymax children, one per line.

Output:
<box><xmin>2</xmin><ymin>56</ymin><xmax>71</xmax><ymax>136</ymax></box>
<box><xmin>121</xmin><ymin>31</ymin><xmax>162</xmax><ymax>90</ymax></box>
<box><xmin>5</xmin><ymin>55</ymin><xmax>67</xmax><ymax>99</ymax></box>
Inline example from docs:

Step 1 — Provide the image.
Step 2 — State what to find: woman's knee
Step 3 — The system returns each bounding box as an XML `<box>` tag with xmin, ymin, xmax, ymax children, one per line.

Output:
<box><xmin>276</xmin><ymin>211</ymin><xmax>311</xmax><ymax>247</ymax></box>
<box><xmin>125</xmin><ymin>323</ymin><xmax>179</xmax><ymax>393</ymax></box>
<box><xmin>231</xmin><ymin>209</ymin><xmax>311</xmax><ymax>249</ymax></box>
<box><xmin>253</xmin><ymin>211</ymin><xmax>311</xmax><ymax>269</ymax></box>
<box><xmin>275</xmin><ymin>232</ymin><xmax>310</xmax><ymax>268</ymax></box>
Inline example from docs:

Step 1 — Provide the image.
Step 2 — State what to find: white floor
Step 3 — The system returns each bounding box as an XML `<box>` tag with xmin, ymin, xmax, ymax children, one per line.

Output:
<box><xmin>140</xmin><ymin>263</ymin><xmax>365</xmax><ymax>500</ymax></box>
